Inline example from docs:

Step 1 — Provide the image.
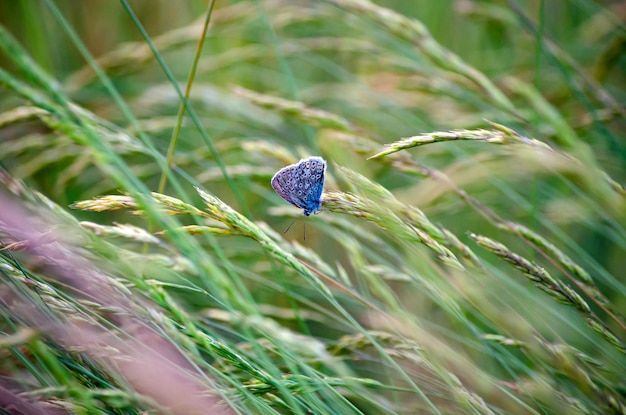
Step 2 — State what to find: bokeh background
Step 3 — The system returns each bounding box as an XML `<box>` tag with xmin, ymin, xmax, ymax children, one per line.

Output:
<box><xmin>0</xmin><ymin>1</ymin><xmax>624</xmax><ymax>414</ymax></box>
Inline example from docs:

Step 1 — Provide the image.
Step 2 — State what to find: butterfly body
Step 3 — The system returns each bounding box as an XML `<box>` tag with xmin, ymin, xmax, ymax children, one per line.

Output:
<box><xmin>271</xmin><ymin>156</ymin><xmax>326</xmax><ymax>216</ymax></box>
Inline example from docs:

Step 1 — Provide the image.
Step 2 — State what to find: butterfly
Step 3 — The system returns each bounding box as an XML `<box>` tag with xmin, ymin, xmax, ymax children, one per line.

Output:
<box><xmin>271</xmin><ymin>156</ymin><xmax>326</xmax><ymax>216</ymax></box>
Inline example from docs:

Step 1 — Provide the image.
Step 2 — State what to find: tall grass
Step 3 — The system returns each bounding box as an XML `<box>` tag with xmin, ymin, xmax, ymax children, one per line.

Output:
<box><xmin>0</xmin><ymin>1</ymin><xmax>624</xmax><ymax>414</ymax></box>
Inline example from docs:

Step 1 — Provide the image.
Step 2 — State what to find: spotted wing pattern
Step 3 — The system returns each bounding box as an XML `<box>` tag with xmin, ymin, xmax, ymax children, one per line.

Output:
<box><xmin>271</xmin><ymin>156</ymin><xmax>326</xmax><ymax>216</ymax></box>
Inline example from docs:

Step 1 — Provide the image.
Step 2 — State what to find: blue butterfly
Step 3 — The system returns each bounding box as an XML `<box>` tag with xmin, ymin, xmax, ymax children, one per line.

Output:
<box><xmin>271</xmin><ymin>156</ymin><xmax>326</xmax><ymax>216</ymax></box>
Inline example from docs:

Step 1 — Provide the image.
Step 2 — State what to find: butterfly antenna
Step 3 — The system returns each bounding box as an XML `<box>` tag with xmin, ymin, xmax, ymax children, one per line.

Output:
<box><xmin>282</xmin><ymin>218</ymin><xmax>298</xmax><ymax>235</ymax></box>
<box><xmin>303</xmin><ymin>216</ymin><xmax>307</xmax><ymax>242</ymax></box>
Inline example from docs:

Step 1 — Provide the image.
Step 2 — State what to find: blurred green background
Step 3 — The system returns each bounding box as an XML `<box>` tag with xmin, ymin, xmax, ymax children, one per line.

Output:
<box><xmin>0</xmin><ymin>1</ymin><xmax>624</xmax><ymax>414</ymax></box>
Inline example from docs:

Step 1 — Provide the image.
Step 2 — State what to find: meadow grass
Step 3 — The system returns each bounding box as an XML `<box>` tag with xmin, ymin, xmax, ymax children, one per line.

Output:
<box><xmin>0</xmin><ymin>1</ymin><xmax>624</xmax><ymax>414</ymax></box>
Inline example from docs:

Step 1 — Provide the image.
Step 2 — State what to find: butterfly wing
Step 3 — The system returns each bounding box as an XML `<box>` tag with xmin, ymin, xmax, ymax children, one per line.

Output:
<box><xmin>271</xmin><ymin>156</ymin><xmax>326</xmax><ymax>215</ymax></box>
<box><xmin>301</xmin><ymin>157</ymin><xmax>325</xmax><ymax>216</ymax></box>
<box><xmin>271</xmin><ymin>164</ymin><xmax>301</xmax><ymax>208</ymax></box>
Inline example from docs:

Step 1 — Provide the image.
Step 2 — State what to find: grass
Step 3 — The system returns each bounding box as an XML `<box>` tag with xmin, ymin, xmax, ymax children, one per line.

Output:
<box><xmin>0</xmin><ymin>0</ymin><xmax>624</xmax><ymax>414</ymax></box>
